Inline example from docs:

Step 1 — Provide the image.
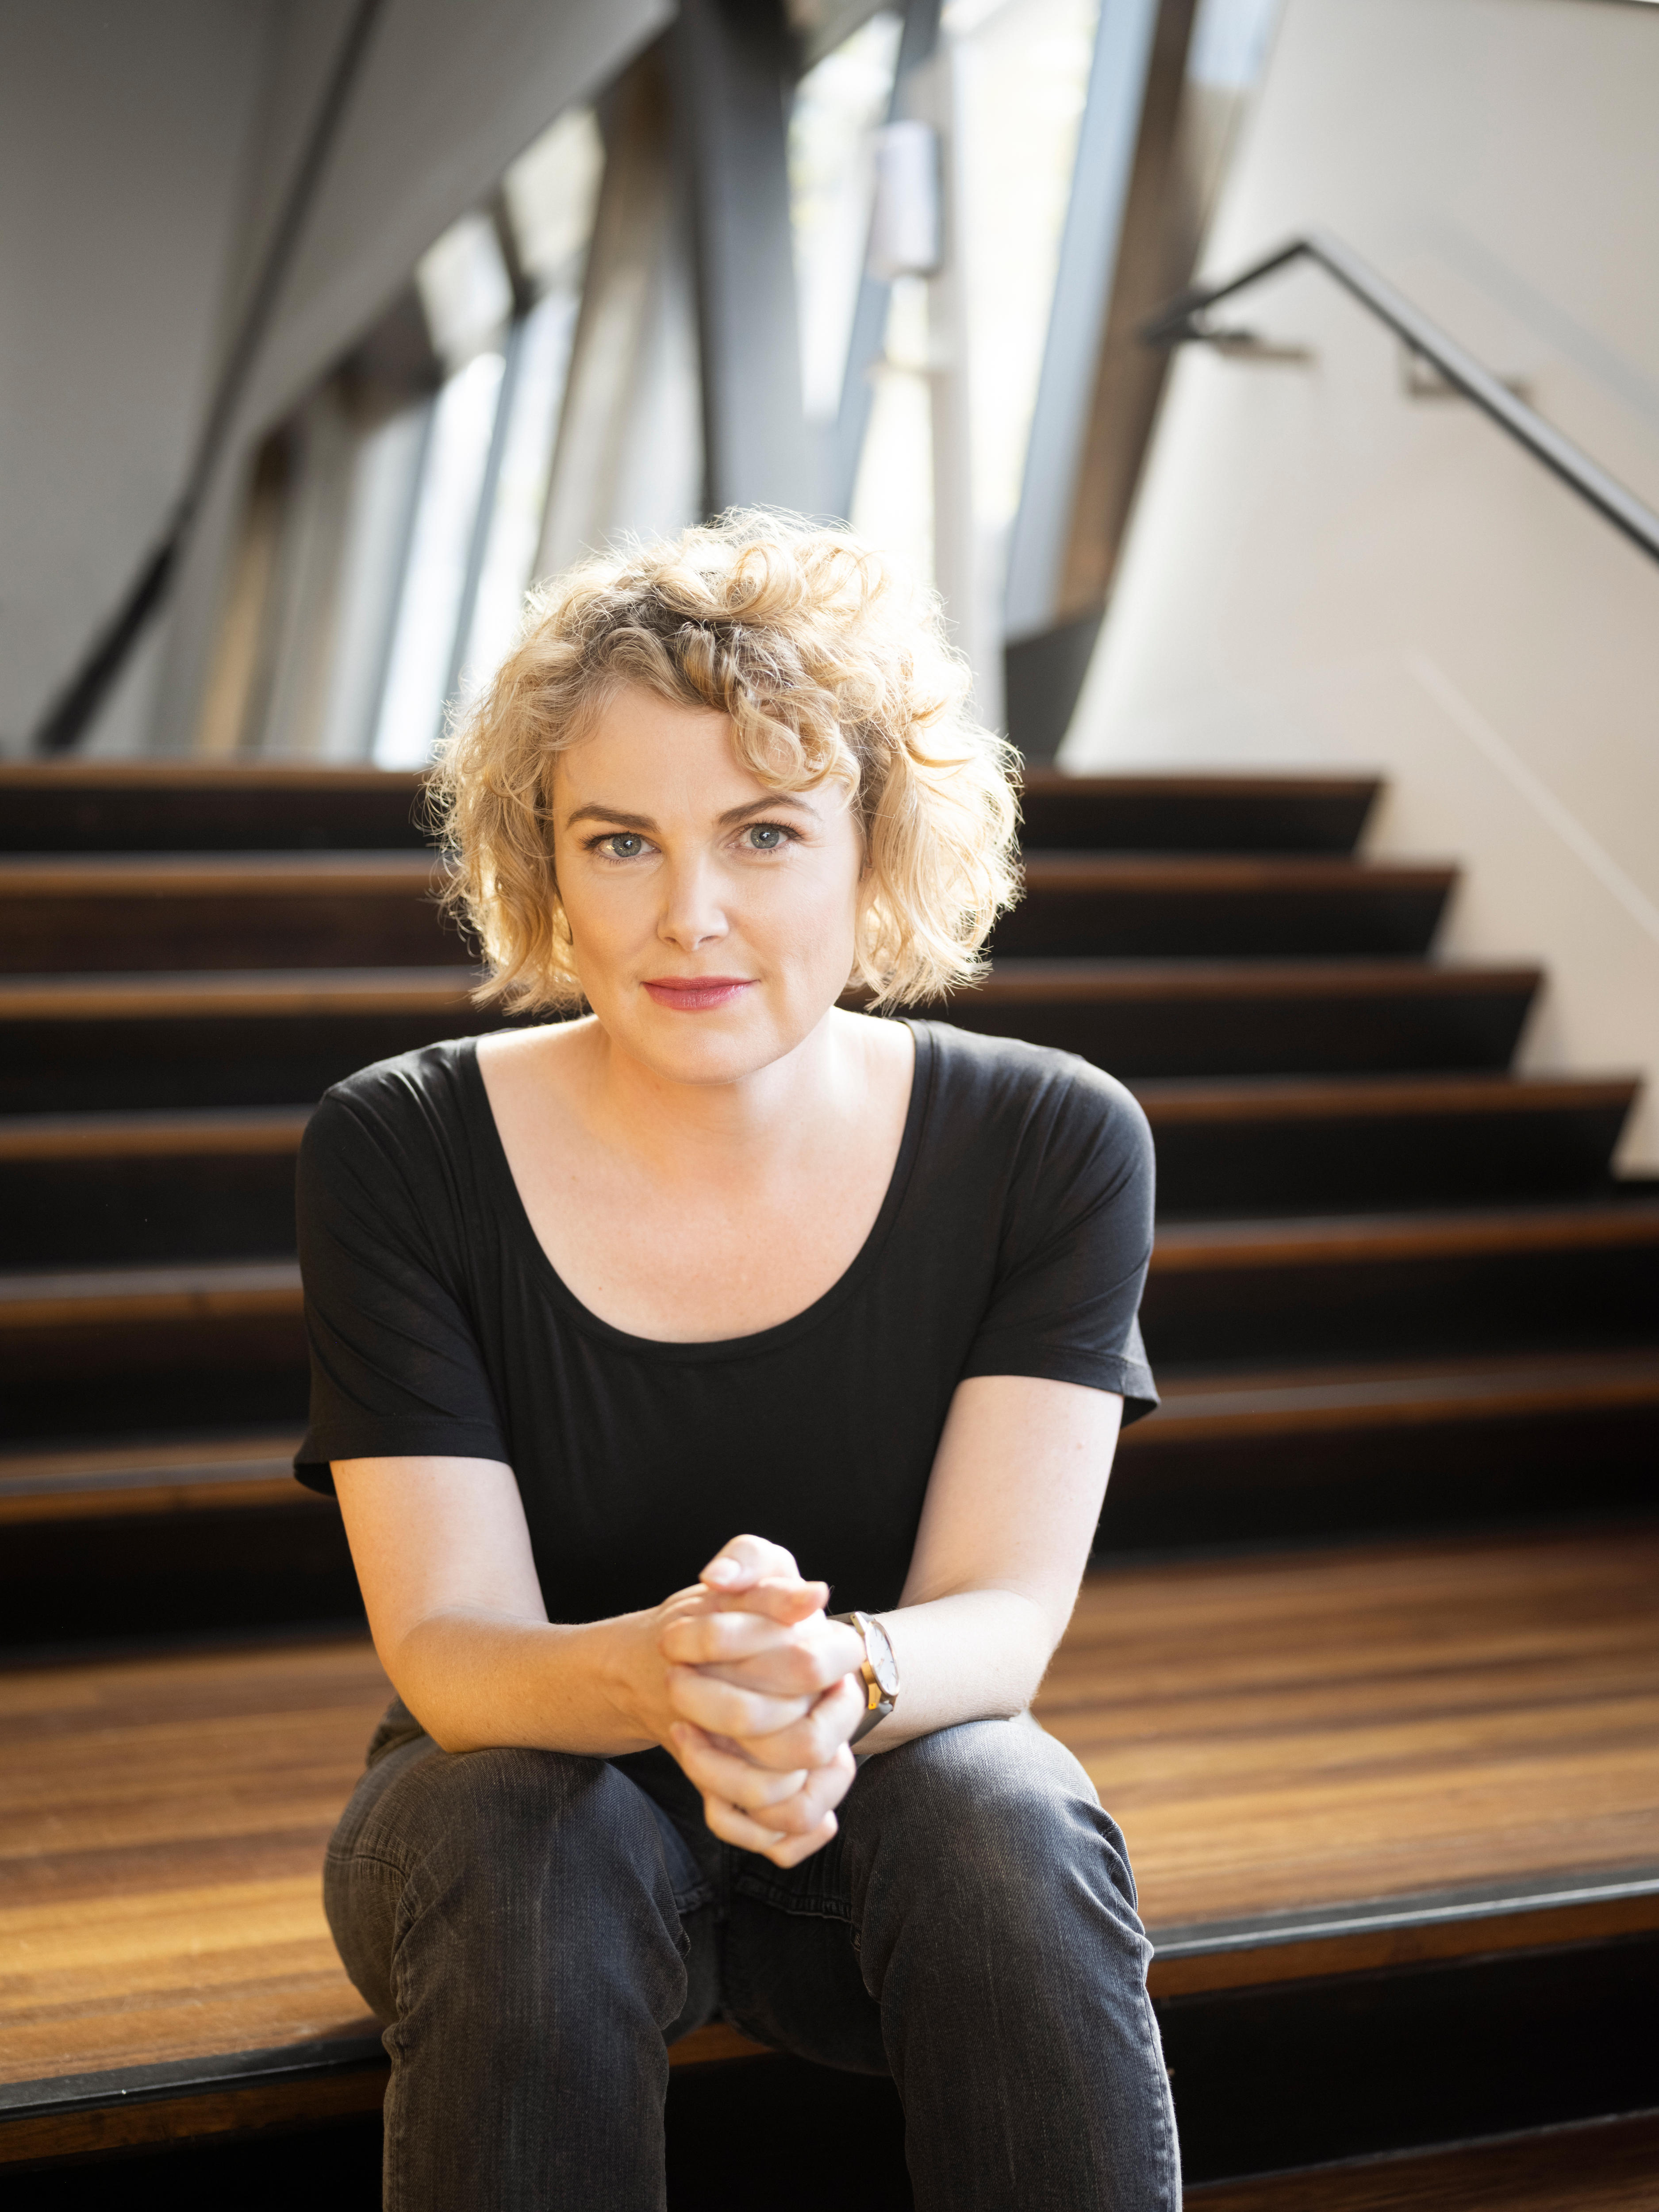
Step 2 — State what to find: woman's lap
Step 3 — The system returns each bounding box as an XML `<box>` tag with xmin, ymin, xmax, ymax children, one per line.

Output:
<box><xmin>324</xmin><ymin>1705</ymin><xmax>1179</xmax><ymax>2209</ymax></box>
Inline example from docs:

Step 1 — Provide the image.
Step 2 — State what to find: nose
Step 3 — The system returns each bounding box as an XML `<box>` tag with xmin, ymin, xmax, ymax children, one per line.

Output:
<box><xmin>657</xmin><ymin>850</ymin><xmax>729</xmax><ymax>954</ymax></box>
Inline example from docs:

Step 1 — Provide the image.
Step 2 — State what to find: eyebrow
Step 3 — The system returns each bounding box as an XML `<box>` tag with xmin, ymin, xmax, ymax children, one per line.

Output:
<box><xmin>562</xmin><ymin>794</ymin><xmax>823</xmax><ymax>832</ymax></box>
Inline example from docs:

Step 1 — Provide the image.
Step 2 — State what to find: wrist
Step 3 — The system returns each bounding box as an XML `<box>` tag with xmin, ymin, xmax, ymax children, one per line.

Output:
<box><xmin>591</xmin><ymin>1609</ymin><xmax>665</xmax><ymax>1750</ymax></box>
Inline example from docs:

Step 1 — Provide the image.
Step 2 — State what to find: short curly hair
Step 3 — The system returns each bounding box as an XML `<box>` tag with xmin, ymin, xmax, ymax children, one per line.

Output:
<box><xmin>431</xmin><ymin>511</ymin><xmax>1022</xmax><ymax>1013</ymax></box>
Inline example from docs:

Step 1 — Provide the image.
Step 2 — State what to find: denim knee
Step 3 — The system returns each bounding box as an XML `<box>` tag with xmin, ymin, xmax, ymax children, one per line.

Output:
<box><xmin>848</xmin><ymin>1714</ymin><xmax>1150</xmax><ymax>1994</ymax></box>
<box><xmin>324</xmin><ymin>1734</ymin><xmax>687</xmax><ymax>2034</ymax></box>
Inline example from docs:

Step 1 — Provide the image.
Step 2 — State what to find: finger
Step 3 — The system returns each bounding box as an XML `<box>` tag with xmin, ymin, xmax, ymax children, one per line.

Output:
<box><xmin>661</xmin><ymin>1612</ymin><xmax>862</xmax><ymax>1688</ymax></box>
<box><xmin>669</xmin><ymin>1723</ymin><xmax>810</xmax><ymax>1811</ymax></box>
<box><xmin>665</xmin><ymin>1663</ymin><xmax>813</xmax><ymax>1740</ymax></box>
<box><xmin>700</xmin><ymin>1534</ymin><xmax>807</xmax><ymax>1593</ymax></box>
<box><xmin>736</xmin><ymin>1673</ymin><xmax>867</xmax><ymax>1772</ymax></box>
<box><xmin>658</xmin><ymin>1608</ymin><xmax>806</xmax><ymax>1667</ymax></box>
<box><xmin>672</xmin><ymin>1726</ymin><xmax>854</xmax><ymax>1831</ymax></box>
<box><xmin>701</xmin><ymin>1792</ymin><xmax>840</xmax><ymax>1867</ymax></box>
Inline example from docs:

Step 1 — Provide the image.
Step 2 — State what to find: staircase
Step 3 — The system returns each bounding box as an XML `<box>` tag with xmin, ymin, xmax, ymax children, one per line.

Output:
<box><xmin>2</xmin><ymin>760</ymin><xmax>1656</xmax><ymax>2206</ymax></box>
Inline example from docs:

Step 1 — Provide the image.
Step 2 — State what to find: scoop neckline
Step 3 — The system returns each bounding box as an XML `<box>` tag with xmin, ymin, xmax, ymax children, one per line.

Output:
<box><xmin>460</xmin><ymin>1020</ymin><xmax>936</xmax><ymax>1363</ymax></box>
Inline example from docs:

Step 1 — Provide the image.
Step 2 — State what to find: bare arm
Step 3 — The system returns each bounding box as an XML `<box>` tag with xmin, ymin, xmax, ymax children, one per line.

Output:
<box><xmin>671</xmin><ymin>1374</ymin><xmax>1123</xmax><ymax>1761</ymax></box>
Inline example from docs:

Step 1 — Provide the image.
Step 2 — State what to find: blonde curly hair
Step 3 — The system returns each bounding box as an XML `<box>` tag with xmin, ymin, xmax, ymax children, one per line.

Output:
<box><xmin>433</xmin><ymin>510</ymin><xmax>1022</xmax><ymax>1013</ymax></box>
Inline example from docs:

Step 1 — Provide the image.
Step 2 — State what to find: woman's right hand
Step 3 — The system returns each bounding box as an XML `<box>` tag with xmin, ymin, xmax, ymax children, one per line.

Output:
<box><xmin>636</xmin><ymin>1535</ymin><xmax>866</xmax><ymax>1867</ymax></box>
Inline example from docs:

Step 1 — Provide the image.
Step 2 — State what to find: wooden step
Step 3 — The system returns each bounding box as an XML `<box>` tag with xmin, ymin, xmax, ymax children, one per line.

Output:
<box><xmin>1105</xmin><ymin>1348</ymin><xmax>1659</xmax><ymax>1549</ymax></box>
<box><xmin>1138</xmin><ymin>1072</ymin><xmax>1636</xmax><ymax>1214</ymax></box>
<box><xmin>0</xmin><ymin>967</ymin><xmax>490</xmax><ymax>1114</ymax></box>
<box><xmin>996</xmin><ymin>856</ymin><xmax>1455</xmax><ymax>959</ymax></box>
<box><xmin>1184</xmin><ymin>2111</ymin><xmax>1659</xmax><ymax>2210</ymax></box>
<box><xmin>0</xmin><ymin>854</ymin><xmax>464</xmax><ymax>973</ymax></box>
<box><xmin>0</xmin><ymin>1260</ymin><xmax>307</xmax><ymax>1441</ymax></box>
<box><xmin>1142</xmin><ymin>1201</ymin><xmax>1659</xmax><ymax>1365</ymax></box>
<box><xmin>947</xmin><ymin>957</ymin><xmax>1540</xmax><ymax>1077</ymax></box>
<box><xmin>0</xmin><ymin>1431</ymin><xmax>349</xmax><ymax>1651</ymax></box>
<box><xmin>7</xmin><ymin>1069</ymin><xmax>1633</xmax><ymax>1271</ymax></box>
<box><xmin>1015</xmin><ymin>770</ymin><xmax>1380</xmax><ymax>854</ymax></box>
<box><xmin>0</xmin><ymin>762</ymin><xmax>432</xmax><ymax>854</ymax></box>
<box><xmin>4</xmin><ymin>1529</ymin><xmax>1653</xmax><ymax>2173</ymax></box>
<box><xmin>0</xmin><ymin>763</ymin><xmax>1375</xmax><ymax>858</ymax></box>
<box><xmin>0</xmin><ymin>1109</ymin><xmax>311</xmax><ymax>1266</ymax></box>
<box><xmin>8</xmin><ymin>1200</ymin><xmax>1656</xmax><ymax>1445</ymax></box>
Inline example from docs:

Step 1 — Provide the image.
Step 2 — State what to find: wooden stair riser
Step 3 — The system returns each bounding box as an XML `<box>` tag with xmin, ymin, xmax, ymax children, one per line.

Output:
<box><xmin>946</xmin><ymin>969</ymin><xmax>1537</xmax><ymax>1078</ymax></box>
<box><xmin>0</xmin><ymin>1502</ymin><xmax>361</xmax><ymax>1651</ymax></box>
<box><xmin>2</xmin><ymin>993</ymin><xmax>1549</xmax><ymax>1122</ymax></box>
<box><xmin>0</xmin><ymin>1153</ymin><xmax>303</xmax><ymax>1268</ymax></box>
<box><xmin>1015</xmin><ymin>774</ymin><xmax>1378</xmax><ymax>854</ymax></box>
<box><xmin>1158</xmin><ymin>1931</ymin><xmax>1659</xmax><ymax>2185</ymax></box>
<box><xmin>1142</xmin><ymin>1233</ymin><xmax>1659</xmax><ymax>1366</ymax></box>
<box><xmin>7</xmin><ymin>1083</ymin><xmax>1632</xmax><ymax>1264</ymax></box>
<box><xmin>995</xmin><ymin>864</ymin><xmax>1452</xmax><ymax>960</ymax></box>
<box><xmin>0</xmin><ymin>1312</ymin><xmax>307</xmax><ymax>1440</ymax></box>
<box><xmin>0</xmin><ymin>861</ymin><xmax>1449</xmax><ymax>973</ymax></box>
<box><xmin>1104</xmin><ymin>1394</ymin><xmax>1659</xmax><ymax>1550</ymax></box>
<box><xmin>1148</xmin><ymin>1092</ymin><xmax>1632</xmax><ymax>1214</ymax></box>
<box><xmin>0</xmin><ymin>766</ymin><xmax>1375</xmax><ymax>857</ymax></box>
<box><xmin>0</xmin><ymin>870</ymin><xmax>465</xmax><ymax>974</ymax></box>
<box><xmin>0</xmin><ymin>1001</ymin><xmax>495</xmax><ymax>1114</ymax></box>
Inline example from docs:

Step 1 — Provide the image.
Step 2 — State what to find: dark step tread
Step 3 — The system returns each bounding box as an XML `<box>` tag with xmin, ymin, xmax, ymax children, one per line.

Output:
<box><xmin>0</xmin><ymin>851</ymin><xmax>442</xmax><ymax>893</ymax></box>
<box><xmin>0</xmin><ymin>1431</ymin><xmax>305</xmax><ymax>1523</ymax></box>
<box><xmin>0</xmin><ymin>1259</ymin><xmax>301</xmax><ymax>1325</ymax></box>
<box><xmin>1184</xmin><ymin>2109</ymin><xmax>1659</xmax><ymax>2210</ymax></box>
<box><xmin>1135</xmin><ymin>1071</ymin><xmax>1640</xmax><ymax>1124</ymax></box>
<box><xmin>0</xmin><ymin>965</ymin><xmax>479</xmax><ymax>1022</ymax></box>
<box><xmin>0</xmin><ymin>1108</ymin><xmax>312</xmax><ymax>1161</ymax></box>
<box><xmin>971</xmin><ymin>957</ymin><xmax>1541</xmax><ymax>1003</ymax></box>
<box><xmin>1021</xmin><ymin>855</ymin><xmax>1455</xmax><ymax>892</ymax></box>
<box><xmin>1134</xmin><ymin>1347</ymin><xmax>1659</xmax><ymax>1443</ymax></box>
<box><xmin>1151</xmin><ymin>1200</ymin><xmax>1659</xmax><ymax>1272</ymax></box>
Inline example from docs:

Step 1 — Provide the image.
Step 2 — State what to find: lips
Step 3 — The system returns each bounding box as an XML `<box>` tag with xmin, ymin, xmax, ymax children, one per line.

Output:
<box><xmin>641</xmin><ymin>977</ymin><xmax>755</xmax><ymax>1012</ymax></box>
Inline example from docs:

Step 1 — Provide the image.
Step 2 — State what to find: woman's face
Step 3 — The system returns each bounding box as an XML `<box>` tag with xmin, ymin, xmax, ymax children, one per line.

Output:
<box><xmin>551</xmin><ymin>684</ymin><xmax>866</xmax><ymax>1087</ymax></box>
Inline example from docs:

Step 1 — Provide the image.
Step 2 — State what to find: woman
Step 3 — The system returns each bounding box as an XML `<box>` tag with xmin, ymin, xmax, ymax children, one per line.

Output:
<box><xmin>297</xmin><ymin>513</ymin><xmax>1179</xmax><ymax>2210</ymax></box>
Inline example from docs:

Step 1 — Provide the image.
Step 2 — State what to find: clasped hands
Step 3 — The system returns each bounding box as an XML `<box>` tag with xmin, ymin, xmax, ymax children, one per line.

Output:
<box><xmin>649</xmin><ymin>1533</ymin><xmax>868</xmax><ymax>1869</ymax></box>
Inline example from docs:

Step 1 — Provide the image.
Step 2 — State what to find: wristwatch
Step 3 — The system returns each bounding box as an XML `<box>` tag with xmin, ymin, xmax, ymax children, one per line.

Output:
<box><xmin>830</xmin><ymin>1609</ymin><xmax>899</xmax><ymax>1743</ymax></box>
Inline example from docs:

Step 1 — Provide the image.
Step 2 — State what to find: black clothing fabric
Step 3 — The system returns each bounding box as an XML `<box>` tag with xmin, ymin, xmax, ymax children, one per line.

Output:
<box><xmin>294</xmin><ymin>1022</ymin><xmax>1156</xmax><ymax>1622</ymax></box>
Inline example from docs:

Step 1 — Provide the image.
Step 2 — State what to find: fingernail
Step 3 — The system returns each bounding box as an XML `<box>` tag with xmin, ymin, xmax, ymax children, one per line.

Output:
<box><xmin>703</xmin><ymin>1557</ymin><xmax>740</xmax><ymax>1586</ymax></box>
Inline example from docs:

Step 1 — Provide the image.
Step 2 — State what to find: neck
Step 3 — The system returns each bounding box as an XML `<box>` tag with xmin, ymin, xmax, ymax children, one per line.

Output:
<box><xmin>575</xmin><ymin>1008</ymin><xmax>872</xmax><ymax>1183</ymax></box>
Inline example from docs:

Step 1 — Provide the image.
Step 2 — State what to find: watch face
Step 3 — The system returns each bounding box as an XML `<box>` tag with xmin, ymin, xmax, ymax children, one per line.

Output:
<box><xmin>864</xmin><ymin>1614</ymin><xmax>900</xmax><ymax>1700</ymax></box>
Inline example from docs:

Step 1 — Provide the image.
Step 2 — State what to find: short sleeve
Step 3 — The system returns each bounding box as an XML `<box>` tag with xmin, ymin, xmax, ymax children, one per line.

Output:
<box><xmin>959</xmin><ymin>1060</ymin><xmax>1158</xmax><ymax>1423</ymax></box>
<box><xmin>293</xmin><ymin>1083</ymin><xmax>508</xmax><ymax>1493</ymax></box>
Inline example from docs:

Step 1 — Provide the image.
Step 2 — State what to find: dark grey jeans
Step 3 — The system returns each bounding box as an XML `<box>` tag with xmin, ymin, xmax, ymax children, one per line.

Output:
<box><xmin>324</xmin><ymin>1701</ymin><xmax>1180</xmax><ymax>2210</ymax></box>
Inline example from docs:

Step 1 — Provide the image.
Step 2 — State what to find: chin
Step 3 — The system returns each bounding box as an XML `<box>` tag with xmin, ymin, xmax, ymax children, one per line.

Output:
<box><xmin>617</xmin><ymin>998</ymin><xmax>807</xmax><ymax>1087</ymax></box>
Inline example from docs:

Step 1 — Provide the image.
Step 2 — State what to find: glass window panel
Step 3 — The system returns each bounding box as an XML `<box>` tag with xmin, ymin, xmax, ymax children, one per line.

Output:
<box><xmin>455</xmin><ymin>286</ymin><xmax>584</xmax><ymax>706</ymax></box>
<box><xmin>947</xmin><ymin>0</ymin><xmax>1102</xmax><ymax>537</ymax></box>
<box><xmin>788</xmin><ymin>10</ymin><xmax>904</xmax><ymax>425</ymax></box>
<box><xmin>372</xmin><ymin>349</ymin><xmax>506</xmax><ymax>765</ymax></box>
<box><xmin>416</xmin><ymin>213</ymin><xmax>514</xmax><ymax>368</ymax></box>
<box><xmin>503</xmin><ymin>106</ymin><xmax>605</xmax><ymax>292</ymax></box>
<box><xmin>850</xmin><ymin>275</ymin><xmax>934</xmax><ymax>583</ymax></box>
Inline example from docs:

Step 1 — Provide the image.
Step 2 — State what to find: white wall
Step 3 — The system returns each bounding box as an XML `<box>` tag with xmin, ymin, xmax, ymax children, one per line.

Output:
<box><xmin>0</xmin><ymin>0</ymin><xmax>279</xmax><ymax>754</ymax></box>
<box><xmin>1064</xmin><ymin>0</ymin><xmax>1659</xmax><ymax>1170</ymax></box>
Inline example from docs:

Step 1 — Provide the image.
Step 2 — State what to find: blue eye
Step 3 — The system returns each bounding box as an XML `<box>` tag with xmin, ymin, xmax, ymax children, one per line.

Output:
<box><xmin>746</xmin><ymin>823</ymin><xmax>787</xmax><ymax>850</ymax></box>
<box><xmin>605</xmin><ymin>833</ymin><xmax>645</xmax><ymax>858</ymax></box>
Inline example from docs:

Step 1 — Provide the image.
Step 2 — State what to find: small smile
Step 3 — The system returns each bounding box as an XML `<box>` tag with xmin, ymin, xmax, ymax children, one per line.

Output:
<box><xmin>641</xmin><ymin>976</ymin><xmax>756</xmax><ymax>1012</ymax></box>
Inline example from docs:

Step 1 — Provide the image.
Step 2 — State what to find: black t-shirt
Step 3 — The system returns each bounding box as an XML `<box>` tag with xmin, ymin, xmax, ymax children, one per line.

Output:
<box><xmin>294</xmin><ymin>1022</ymin><xmax>1157</xmax><ymax>1621</ymax></box>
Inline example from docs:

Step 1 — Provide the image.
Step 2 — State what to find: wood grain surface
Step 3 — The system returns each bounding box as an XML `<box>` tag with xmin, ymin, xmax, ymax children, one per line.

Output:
<box><xmin>1038</xmin><ymin>1527</ymin><xmax>1659</xmax><ymax>1928</ymax></box>
<box><xmin>4</xmin><ymin>1530</ymin><xmax>1657</xmax><ymax>2099</ymax></box>
<box><xmin>1184</xmin><ymin>2110</ymin><xmax>1659</xmax><ymax>2211</ymax></box>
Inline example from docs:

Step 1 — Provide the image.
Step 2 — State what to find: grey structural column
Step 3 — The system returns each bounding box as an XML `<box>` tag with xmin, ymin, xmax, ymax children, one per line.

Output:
<box><xmin>672</xmin><ymin>0</ymin><xmax>814</xmax><ymax>516</ymax></box>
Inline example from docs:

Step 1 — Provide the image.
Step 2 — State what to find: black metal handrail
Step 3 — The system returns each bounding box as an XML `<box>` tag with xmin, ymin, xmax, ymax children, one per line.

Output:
<box><xmin>1142</xmin><ymin>228</ymin><xmax>1659</xmax><ymax>571</ymax></box>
